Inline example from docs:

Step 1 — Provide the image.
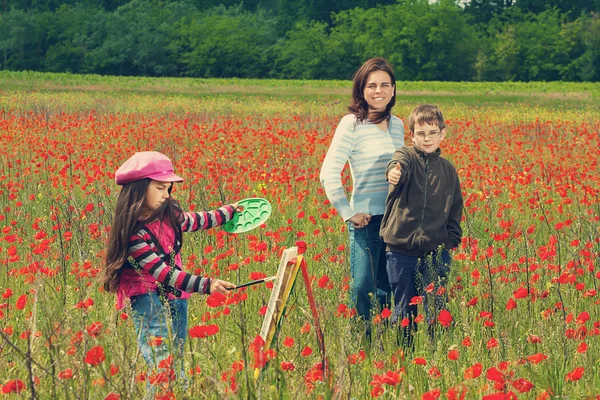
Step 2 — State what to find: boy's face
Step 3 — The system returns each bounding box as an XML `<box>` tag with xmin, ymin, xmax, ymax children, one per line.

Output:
<box><xmin>411</xmin><ymin>122</ymin><xmax>446</xmax><ymax>154</ymax></box>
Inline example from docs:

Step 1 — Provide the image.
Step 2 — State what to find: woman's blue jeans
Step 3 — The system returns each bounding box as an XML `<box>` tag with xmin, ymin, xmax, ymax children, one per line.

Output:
<box><xmin>130</xmin><ymin>292</ymin><xmax>188</xmax><ymax>373</ymax></box>
<box><xmin>348</xmin><ymin>215</ymin><xmax>391</xmax><ymax>323</ymax></box>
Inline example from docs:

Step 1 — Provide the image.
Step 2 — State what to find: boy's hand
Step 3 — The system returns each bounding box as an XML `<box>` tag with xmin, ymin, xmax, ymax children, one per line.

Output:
<box><xmin>388</xmin><ymin>163</ymin><xmax>401</xmax><ymax>185</ymax></box>
<box><xmin>348</xmin><ymin>213</ymin><xmax>372</xmax><ymax>229</ymax></box>
<box><xmin>210</xmin><ymin>279</ymin><xmax>236</xmax><ymax>294</ymax></box>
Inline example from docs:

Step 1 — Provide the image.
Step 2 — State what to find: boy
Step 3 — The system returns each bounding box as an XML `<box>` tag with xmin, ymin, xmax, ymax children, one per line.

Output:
<box><xmin>379</xmin><ymin>104</ymin><xmax>463</xmax><ymax>344</ymax></box>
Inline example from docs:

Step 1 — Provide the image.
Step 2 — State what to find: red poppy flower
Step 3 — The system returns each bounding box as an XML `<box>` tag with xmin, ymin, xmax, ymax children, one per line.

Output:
<box><xmin>511</xmin><ymin>378</ymin><xmax>534</xmax><ymax>393</ymax></box>
<box><xmin>466</xmin><ymin>297</ymin><xmax>478</xmax><ymax>307</ymax></box>
<box><xmin>189</xmin><ymin>324</ymin><xmax>219</xmax><ymax>338</ymax></box>
<box><xmin>1</xmin><ymin>380</ymin><xmax>25</xmax><ymax>394</ymax></box>
<box><xmin>281</xmin><ymin>361</ymin><xmax>295</xmax><ymax>371</ymax></box>
<box><xmin>527</xmin><ymin>334</ymin><xmax>542</xmax><ymax>344</ymax></box>
<box><xmin>16</xmin><ymin>294</ymin><xmax>27</xmax><ymax>310</ymax></box>
<box><xmin>447</xmin><ymin>349</ymin><xmax>459</xmax><ymax>360</ymax></box>
<box><xmin>317</xmin><ymin>275</ymin><xmax>329</xmax><ymax>288</ymax></box>
<box><xmin>487</xmin><ymin>337</ymin><xmax>499</xmax><ymax>349</ymax></box>
<box><xmin>422</xmin><ymin>388</ymin><xmax>441</xmax><ymax>400</ymax></box>
<box><xmin>513</xmin><ymin>288</ymin><xmax>528</xmax><ymax>299</ymax></box>
<box><xmin>84</xmin><ymin>346</ymin><xmax>106</xmax><ymax>366</ymax></box>
<box><xmin>526</xmin><ymin>353</ymin><xmax>548</xmax><ymax>364</ymax></box>
<box><xmin>86</xmin><ymin>321</ymin><xmax>103</xmax><ymax>338</ymax></box>
<box><xmin>438</xmin><ymin>310</ymin><xmax>453</xmax><ymax>327</ymax></box>
<box><xmin>576</xmin><ymin>311</ymin><xmax>590</xmax><ymax>324</ymax></box>
<box><xmin>565</xmin><ymin>367</ymin><xmax>584</xmax><ymax>382</ymax></box>
<box><xmin>505</xmin><ymin>298</ymin><xmax>517</xmax><ymax>310</ymax></box>
<box><xmin>464</xmin><ymin>363</ymin><xmax>482</xmax><ymax>379</ymax></box>
<box><xmin>58</xmin><ymin>369</ymin><xmax>74</xmax><ymax>379</ymax></box>
<box><xmin>413</xmin><ymin>357</ymin><xmax>427</xmax><ymax>366</ymax></box>
<box><xmin>300</xmin><ymin>322</ymin><xmax>311</xmax><ymax>334</ymax></box>
<box><xmin>486</xmin><ymin>367</ymin><xmax>505</xmax><ymax>384</ymax></box>
<box><xmin>206</xmin><ymin>292</ymin><xmax>227</xmax><ymax>308</ymax></box>
<box><xmin>301</xmin><ymin>345</ymin><xmax>313</xmax><ymax>356</ymax></box>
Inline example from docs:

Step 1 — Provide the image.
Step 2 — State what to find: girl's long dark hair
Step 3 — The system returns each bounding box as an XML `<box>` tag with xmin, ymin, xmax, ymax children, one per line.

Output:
<box><xmin>348</xmin><ymin>57</ymin><xmax>397</xmax><ymax>125</ymax></box>
<box><xmin>102</xmin><ymin>178</ymin><xmax>183</xmax><ymax>293</ymax></box>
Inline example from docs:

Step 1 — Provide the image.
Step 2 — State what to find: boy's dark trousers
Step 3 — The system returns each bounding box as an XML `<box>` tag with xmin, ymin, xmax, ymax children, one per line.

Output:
<box><xmin>385</xmin><ymin>248</ymin><xmax>451</xmax><ymax>347</ymax></box>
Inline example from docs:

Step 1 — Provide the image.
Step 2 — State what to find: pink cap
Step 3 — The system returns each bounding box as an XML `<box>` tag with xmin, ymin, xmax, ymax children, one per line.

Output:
<box><xmin>115</xmin><ymin>151</ymin><xmax>184</xmax><ymax>185</ymax></box>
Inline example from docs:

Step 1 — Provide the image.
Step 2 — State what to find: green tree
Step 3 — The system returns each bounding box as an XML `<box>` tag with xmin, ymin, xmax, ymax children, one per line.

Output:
<box><xmin>174</xmin><ymin>6</ymin><xmax>277</xmax><ymax>77</ymax></box>
<box><xmin>272</xmin><ymin>20</ymin><xmax>354</xmax><ymax>79</ymax></box>
<box><xmin>516</xmin><ymin>0</ymin><xmax>600</xmax><ymax>19</ymax></box>
<box><xmin>43</xmin><ymin>4</ymin><xmax>109</xmax><ymax>73</ymax></box>
<box><xmin>87</xmin><ymin>0</ymin><xmax>190</xmax><ymax>75</ymax></box>
<box><xmin>0</xmin><ymin>9</ymin><xmax>45</xmax><ymax>70</ymax></box>
<box><xmin>570</xmin><ymin>12</ymin><xmax>600</xmax><ymax>81</ymax></box>
<box><xmin>324</xmin><ymin>0</ymin><xmax>479</xmax><ymax>81</ymax></box>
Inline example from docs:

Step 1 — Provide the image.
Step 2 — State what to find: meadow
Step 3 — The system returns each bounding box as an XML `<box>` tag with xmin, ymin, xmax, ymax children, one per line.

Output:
<box><xmin>0</xmin><ymin>72</ymin><xmax>599</xmax><ymax>399</ymax></box>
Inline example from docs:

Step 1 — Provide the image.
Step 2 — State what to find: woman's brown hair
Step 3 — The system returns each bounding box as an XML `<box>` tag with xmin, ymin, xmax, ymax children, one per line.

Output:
<box><xmin>348</xmin><ymin>57</ymin><xmax>396</xmax><ymax>125</ymax></box>
<box><xmin>102</xmin><ymin>178</ymin><xmax>183</xmax><ymax>293</ymax></box>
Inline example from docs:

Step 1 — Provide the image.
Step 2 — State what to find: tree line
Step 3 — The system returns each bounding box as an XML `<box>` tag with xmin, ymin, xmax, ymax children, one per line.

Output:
<box><xmin>1</xmin><ymin>0</ymin><xmax>598</xmax><ymax>81</ymax></box>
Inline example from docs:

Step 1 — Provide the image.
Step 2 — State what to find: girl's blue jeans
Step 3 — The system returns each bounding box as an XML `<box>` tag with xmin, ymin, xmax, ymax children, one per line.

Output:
<box><xmin>385</xmin><ymin>248</ymin><xmax>451</xmax><ymax>336</ymax></box>
<box><xmin>130</xmin><ymin>292</ymin><xmax>188</xmax><ymax>374</ymax></box>
<box><xmin>348</xmin><ymin>215</ymin><xmax>391</xmax><ymax>323</ymax></box>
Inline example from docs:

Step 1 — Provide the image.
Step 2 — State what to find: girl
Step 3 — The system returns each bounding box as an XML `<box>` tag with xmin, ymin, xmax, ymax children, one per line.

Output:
<box><xmin>319</xmin><ymin>58</ymin><xmax>404</xmax><ymax>337</ymax></box>
<box><xmin>102</xmin><ymin>151</ymin><xmax>236</xmax><ymax>379</ymax></box>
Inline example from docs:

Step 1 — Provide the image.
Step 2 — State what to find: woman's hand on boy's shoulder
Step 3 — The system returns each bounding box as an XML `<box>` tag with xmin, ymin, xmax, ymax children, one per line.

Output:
<box><xmin>210</xmin><ymin>279</ymin><xmax>236</xmax><ymax>294</ymax></box>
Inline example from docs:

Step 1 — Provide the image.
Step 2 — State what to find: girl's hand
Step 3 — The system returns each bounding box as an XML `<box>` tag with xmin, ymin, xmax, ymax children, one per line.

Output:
<box><xmin>211</xmin><ymin>279</ymin><xmax>236</xmax><ymax>294</ymax></box>
<box><xmin>348</xmin><ymin>213</ymin><xmax>372</xmax><ymax>229</ymax></box>
<box><xmin>231</xmin><ymin>202</ymin><xmax>241</xmax><ymax>212</ymax></box>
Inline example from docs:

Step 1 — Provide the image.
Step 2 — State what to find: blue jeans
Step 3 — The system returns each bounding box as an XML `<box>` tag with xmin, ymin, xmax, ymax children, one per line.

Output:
<box><xmin>386</xmin><ymin>249</ymin><xmax>451</xmax><ymax>334</ymax></box>
<box><xmin>348</xmin><ymin>215</ymin><xmax>391</xmax><ymax>322</ymax></box>
<box><xmin>130</xmin><ymin>292</ymin><xmax>188</xmax><ymax>373</ymax></box>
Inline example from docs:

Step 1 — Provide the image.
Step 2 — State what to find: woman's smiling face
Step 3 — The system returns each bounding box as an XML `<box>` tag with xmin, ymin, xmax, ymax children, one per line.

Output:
<box><xmin>363</xmin><ymin>70</ymin><xmax>394</xmax><ymax>113</ymax></box>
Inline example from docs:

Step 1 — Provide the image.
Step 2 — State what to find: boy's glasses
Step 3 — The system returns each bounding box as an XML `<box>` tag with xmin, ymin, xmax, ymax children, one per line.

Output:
<box><xmin>413</xmin><ymin>131</ymin><xmax>443</xmax><ymax>139</ymax></box>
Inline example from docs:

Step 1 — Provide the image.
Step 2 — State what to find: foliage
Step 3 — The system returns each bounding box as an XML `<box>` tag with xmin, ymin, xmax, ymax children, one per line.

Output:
<box><xmin>174</xmin><ymin>5</ymin><xmax>277</xmax><ymax>78</ymax></box>
<box><xmin>0</xmin><ymin>0</ymin><xmax>598</xmax><ymax>81</ymax></box>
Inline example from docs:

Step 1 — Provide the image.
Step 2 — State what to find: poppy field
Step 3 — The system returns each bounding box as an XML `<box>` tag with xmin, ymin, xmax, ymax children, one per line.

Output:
<box><xmin>0</xmin><ymin>74</ymin><xmax>599</xmax><ymax>399</ymax></box>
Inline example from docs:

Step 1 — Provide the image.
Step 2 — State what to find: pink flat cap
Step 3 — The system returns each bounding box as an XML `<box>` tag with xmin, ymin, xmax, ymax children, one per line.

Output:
<box><xmin>115</xmin><ymin>151</ymin><xmax>184</xmax><ymax>185</ymax></box>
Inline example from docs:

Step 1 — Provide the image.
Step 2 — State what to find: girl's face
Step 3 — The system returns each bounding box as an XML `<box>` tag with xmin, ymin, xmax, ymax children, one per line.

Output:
<box><xmin>363</xmin><ymin>70</ymin><xmax>394</xmax><ymax>113</ymax></box>
<box><xmin>144</xmin><ymin>180</ymin><xmax>172</xmax><ymax>212</ymax></box>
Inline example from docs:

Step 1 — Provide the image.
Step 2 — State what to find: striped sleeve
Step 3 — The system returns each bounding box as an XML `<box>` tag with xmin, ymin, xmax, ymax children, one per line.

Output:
<box><xmin>180</xmin><ymin>205</ymin><xmax>236</xmax><ymax>232</ymax></box>
<box><xmin>128</xmin><ymin>228</ymin><xmax>211</xmax><ymax>294</ymax></box>
<box><xmin>319</xmin><ymin>115</ymin><xmax>356</xmax><ymax>221</ymax></box>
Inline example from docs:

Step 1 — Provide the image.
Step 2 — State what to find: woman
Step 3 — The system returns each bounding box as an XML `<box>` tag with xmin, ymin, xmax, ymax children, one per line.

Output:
<box><xmin>320</xmin><ymin>58</ymin><xmax>404</xmax><ymax>331</ymax></box>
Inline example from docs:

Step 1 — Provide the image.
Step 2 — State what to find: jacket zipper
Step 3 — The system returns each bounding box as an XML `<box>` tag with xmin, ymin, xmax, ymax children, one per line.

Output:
<box><xmin>420</xmin><ymin>156</ymin><xmax>429</xmax><ymax>226</ymax></box>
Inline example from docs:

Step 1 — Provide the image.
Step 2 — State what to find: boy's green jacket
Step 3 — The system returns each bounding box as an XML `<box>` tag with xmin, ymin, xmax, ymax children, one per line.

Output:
<box><xmin>380</xmin><ymin>146</ymin><xmax>463</xmax><ymax>257</ymax></box>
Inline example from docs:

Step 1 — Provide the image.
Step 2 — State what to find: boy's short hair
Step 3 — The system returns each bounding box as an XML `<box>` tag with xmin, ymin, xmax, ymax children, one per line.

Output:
<box><xmin>407</xmin><ymin>104</ymin><xmax>445</xmax><ymax>132</ymax></box>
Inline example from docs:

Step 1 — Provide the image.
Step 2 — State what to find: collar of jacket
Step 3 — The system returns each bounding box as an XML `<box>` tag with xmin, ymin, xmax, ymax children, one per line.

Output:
<box><xmin>413</xmin><ymin>146</ymin><xmax>442</xmax><ymax>160</ymax></box>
